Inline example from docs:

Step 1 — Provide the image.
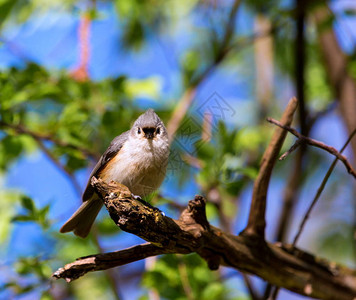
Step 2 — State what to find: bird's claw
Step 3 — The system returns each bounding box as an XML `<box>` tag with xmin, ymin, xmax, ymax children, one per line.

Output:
<box><xmin>131</xmin><ymin>193</ymin><xmax>142</xmax><ymax>201</ymax></box>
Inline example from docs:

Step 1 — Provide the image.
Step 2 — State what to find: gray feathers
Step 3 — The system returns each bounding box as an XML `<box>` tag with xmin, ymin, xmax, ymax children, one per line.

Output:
<box><xmin>82</xmin><ymin>130</ymin><xmax>130</xmax><ymax>201</ymax></box>
<box><xmin>133</xmin><ymin>109</ymin><xmax>163</xmax><ymax>129</ymax></box>
<box><xmin>59</xmin><ymin>197</ymin><xmax>102</xmax><ymax>238</ymax></box>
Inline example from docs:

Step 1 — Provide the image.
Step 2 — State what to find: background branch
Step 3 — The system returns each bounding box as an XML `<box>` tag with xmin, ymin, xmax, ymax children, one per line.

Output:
<box><xmin>314</xmin><ymin>3</ymin><xmax>356</xmax><ymax>162</ymax></box>
<box><xmin>0</xmin><ymin>120</ymin><xmax>98</xmax><ymax>160</ymax></box>
<box><xmin>293</xmin><ymin>128</ymin><xmax>356</xmax><ymax>245</ymax></box>
<box><xmin>166</xmin><ymin>0</ymin><xmax>241</xmax><ymax>140</ymax></box>
<box><xmin>34</xmin><ymin>138</ymin><xmax>83</xmax><ymax>195</ymax></box>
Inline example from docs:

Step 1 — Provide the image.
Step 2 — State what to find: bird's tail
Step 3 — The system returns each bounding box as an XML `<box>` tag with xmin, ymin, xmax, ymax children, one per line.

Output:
<box><xmin>60</xmin><ymin>198</ymin><xmax>103</xmax><ymax>238</ymax></box>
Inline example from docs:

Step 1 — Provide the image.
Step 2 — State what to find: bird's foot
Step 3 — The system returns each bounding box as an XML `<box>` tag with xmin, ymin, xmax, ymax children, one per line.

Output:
<box><xmin>131</xmin><ymin>193</ymin><xmax>142</xmax><ymax>201</ymax></box>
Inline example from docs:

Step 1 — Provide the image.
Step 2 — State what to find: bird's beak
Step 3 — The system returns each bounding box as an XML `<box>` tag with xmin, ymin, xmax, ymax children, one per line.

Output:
<box><xmin>143</xmin><ymin>127</ymin><xmax>155</xmax><ymax>139</ymax></box>
<box><xmin>145</xmin><ymin>132</ymin><xmax>154</xmax><ymax>139</ymax></box>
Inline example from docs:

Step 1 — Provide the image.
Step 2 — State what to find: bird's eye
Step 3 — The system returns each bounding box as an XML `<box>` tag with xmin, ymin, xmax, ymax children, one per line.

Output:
<box><xmin>156</xmin><ymin>127</ymin><xmax>160</xmax><ymax>135</ymax></box>
<box><xmin>137</xmin><ymin>128</ymin><xmax>141</xmax><ymax>134</ymax></box>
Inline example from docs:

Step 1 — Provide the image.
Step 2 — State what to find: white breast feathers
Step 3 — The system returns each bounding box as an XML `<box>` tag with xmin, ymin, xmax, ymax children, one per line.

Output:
<box><xmin>100</xmin><ymin>134</ymin><xmax>169</xmax><ymax>197</ymax></box>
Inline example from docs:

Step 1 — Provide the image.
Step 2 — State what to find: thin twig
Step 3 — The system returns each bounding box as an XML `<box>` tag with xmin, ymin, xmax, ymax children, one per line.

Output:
<box><xmin>145</xmin><ymin>257</ymin><xmax>161</xmax><ymax>300</ymax></box>
<box><xmin>267</xmin><ymin>118</ymin><xmax>356</xmax><ymax>179</ymax></box>
<box><xmin>292</xmin><ymin>128</ymin><xmax>356</xmax><ymax>246</ymax></box>
<box><xmin>177</xmin><ymin>256</ymin><xmax>194</xmax><ymax>300</ymax></box>
<box><xmin>201</xmin><ymin>111</ymin><xmax>213</xmax><ymax>142</ymax></box>
<box><xmin>181</xmin><ymin>153</ymin><xmax>204</xmax><ymax>169</ymax></box>
<box><xmin>279</xmin><ymin>139</ymin><xmax>303</xmax><ymax>160</ymax></box>
<box><xmin>242</xmin><ymin>274</ymin><xmax>262</xmax><ymax>300</ymax></box>
<box><xmin>218</xmin><ymin>0</ymin><xmax>241</xmax><ymax>56</ymax></box>
<box><xmin>268</xmin><ymin>286</ymin><xmax>280</xmax><ymax>300</ymax></box>
<box><xmin>90</xmin><ymin>226</ymin><xmax>123</xmax><ymax>300</ymax></box>
<box><xmin>167</xmin><ymin>88</ymin><xmax>196</xmax><ymax>142</ymax></box>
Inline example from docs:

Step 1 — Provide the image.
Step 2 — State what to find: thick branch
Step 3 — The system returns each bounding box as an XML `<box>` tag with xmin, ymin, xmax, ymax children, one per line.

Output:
<box><xmin>53</xmin><ymin>179</ymin><xmax>356</xmax><ymax>299</ymax></box>
<box><xmin>243</xmin><ymin>97</ymin><xmax>298</xmax><ymax>238</ymax></box>
<box><xmin>267</xmin><ymin>118</ymin><xmax>356</xmax><ymax>179</ymax></box>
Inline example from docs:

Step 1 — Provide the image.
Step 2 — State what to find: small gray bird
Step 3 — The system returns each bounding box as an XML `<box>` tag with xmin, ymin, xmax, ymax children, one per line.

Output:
<box><xmin>60</xmin><ymin>109</ymin><xmax>170</xmax><ymax>238</ymax></box>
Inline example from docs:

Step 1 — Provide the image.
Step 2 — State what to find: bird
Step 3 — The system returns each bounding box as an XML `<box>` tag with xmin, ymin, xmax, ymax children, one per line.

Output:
<box><xmin>60</xmin><ymin>109</ymin><xmax>170</xmax><ymax>238</ymax></box>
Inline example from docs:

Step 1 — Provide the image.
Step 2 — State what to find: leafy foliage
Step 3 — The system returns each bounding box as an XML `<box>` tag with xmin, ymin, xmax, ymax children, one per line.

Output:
<box><xmin>142</xmin><ymin>254</ymin><xmax>243</xmax><ymax>300</ymax></box>
<box><xmin>12</xmin><ymin>195</ymin><xmax>51</xmax><ymax>229</ymax></box>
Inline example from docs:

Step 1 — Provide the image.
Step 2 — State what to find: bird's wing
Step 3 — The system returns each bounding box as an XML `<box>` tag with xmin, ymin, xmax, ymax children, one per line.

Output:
<box><xmin>82</xmin><ymin>130</ymin><xmax>130</xmax><ymax>202</ymax></box>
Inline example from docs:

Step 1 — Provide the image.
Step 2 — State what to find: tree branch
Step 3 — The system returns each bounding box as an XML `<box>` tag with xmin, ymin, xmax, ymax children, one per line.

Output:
<box><xmin>273</xmin><ymin>102</ymin><xmax>337</xmax><ymax>244</ymax></box>
<box><xmin>0</xmin><ymin>120</ymin><xmax>98</xmax><ymax>160</ymax></box>
<box><xmin>34</xmin><ymin>138</ymin><xmax>83</xmax><ymax>196</ymax></box>
<box><xmin>53</xmin><ymin>243</ymin><xmax>170</xmax><ymax>282</ymax></box>
<box><xmin>242</xmin><ymin>274</ymin><xmax>262</xmax><ymax>300</ymax></box>
<box><xmin>267</xmin><ymin>118</ymin><xmax>356</xmax><ymax>179</ymax></box>
<box><xmin>243</xmin><ymin>97</ymin><xmax>298</xmax><ymax>238</ymax></box>
<box><xmin>166</xmin><ymin>26</ymin><xmax>277</xmax><ymax>142</ymax></box>
<box><xmin>53</xmin><ymin>178</ymin><xmax>356</xmax><ymax>299</ymax></box>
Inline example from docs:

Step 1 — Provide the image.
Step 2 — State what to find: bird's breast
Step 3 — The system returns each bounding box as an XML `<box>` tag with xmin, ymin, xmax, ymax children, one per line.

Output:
<box><xmin>99</xmin><ymin>137</ymin><xmax>169</xmax><ymax>196</ymax></box>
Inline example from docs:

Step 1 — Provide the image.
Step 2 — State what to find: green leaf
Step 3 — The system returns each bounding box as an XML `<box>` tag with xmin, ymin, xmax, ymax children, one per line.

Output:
<box><xmin>20</xmin><ymin>196</ymin><xmax>35</xmax><ymax>212</ymax></box>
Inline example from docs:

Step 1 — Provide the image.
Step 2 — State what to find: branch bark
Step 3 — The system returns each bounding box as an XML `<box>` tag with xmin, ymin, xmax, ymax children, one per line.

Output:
<box><xmin>53</xmin><ymin>243</ymin><xmax>171</xmax><ymax>282</ymax></box>
<box><xmin>243</xmin><ymin>97</ymin><xmax>298</xmax><ymax>238</ymax></box>
<box><xmin>53</xmin><ymin>178</ymin><xmax>356</xmax><ymax>299</ymax></box>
